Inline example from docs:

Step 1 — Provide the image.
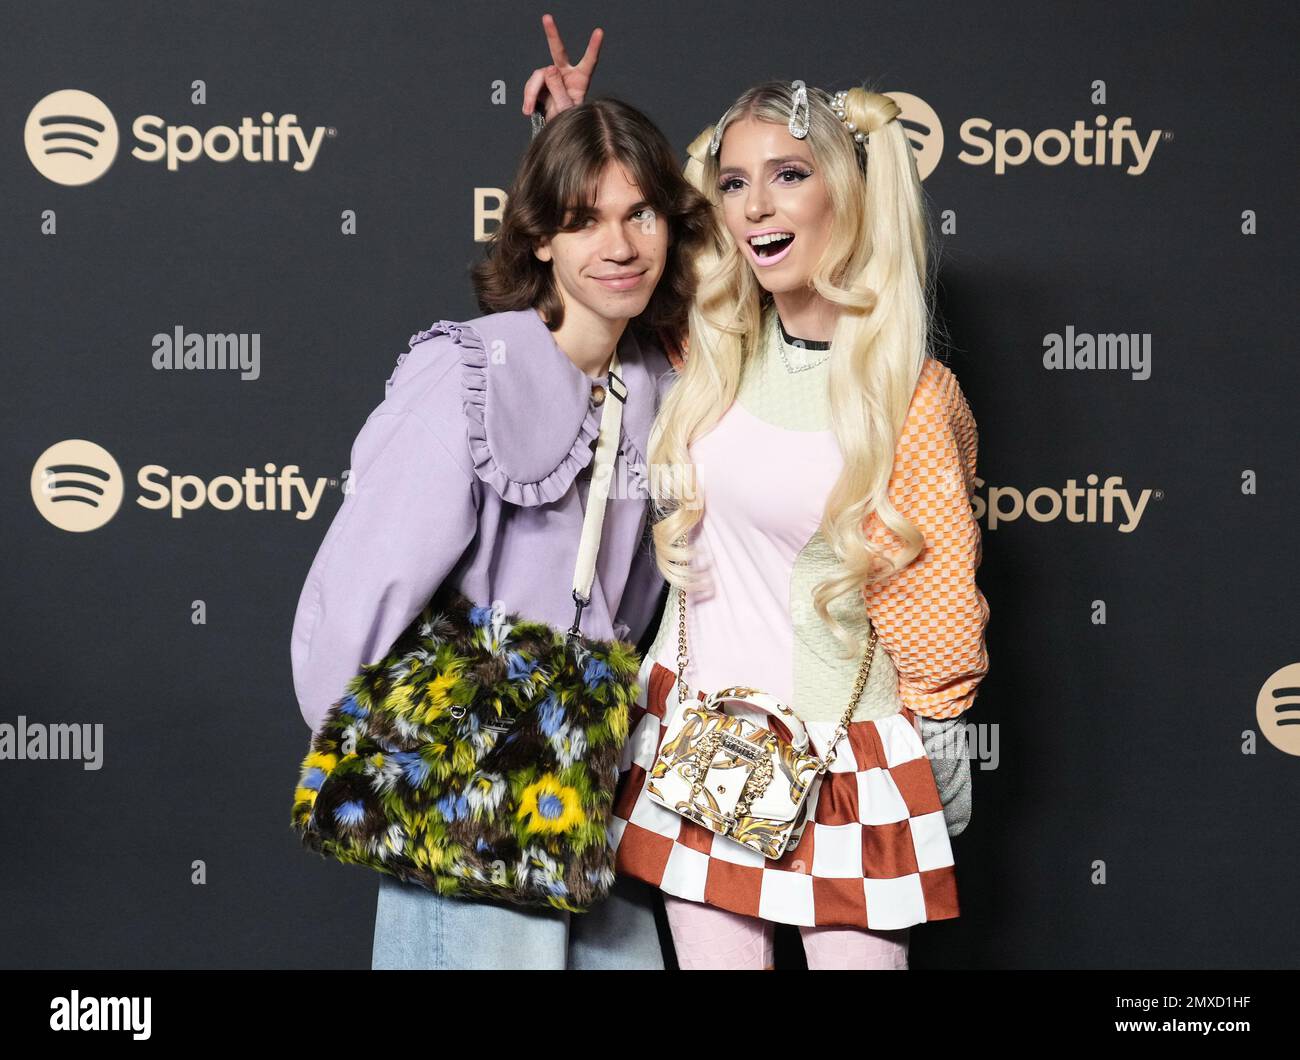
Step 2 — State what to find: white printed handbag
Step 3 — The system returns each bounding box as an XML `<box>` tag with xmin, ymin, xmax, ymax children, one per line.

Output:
<box><xmin>646</xmin><ymin>586</ymin><xmax>877</xmax><ymax>859</ymax></box>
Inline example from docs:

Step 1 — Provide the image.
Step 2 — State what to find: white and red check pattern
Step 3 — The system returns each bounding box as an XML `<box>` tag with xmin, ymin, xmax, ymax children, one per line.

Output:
<box><xmin>612</xmin><ymin>657</ymin><xmax>960</xmax><ymax>930</ymax></box>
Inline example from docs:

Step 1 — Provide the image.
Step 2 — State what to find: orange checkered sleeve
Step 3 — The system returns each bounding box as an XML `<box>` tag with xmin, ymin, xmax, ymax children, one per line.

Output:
<box><xmin>860</xmin><ymin>359</ymin><xmax>990</xmax><ymax>720</ymax></box>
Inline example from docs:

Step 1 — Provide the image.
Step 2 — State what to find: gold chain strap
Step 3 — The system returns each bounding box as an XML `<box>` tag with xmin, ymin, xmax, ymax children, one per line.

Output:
<box><xmin>673</xmin><ymin>585</ymin><xmax>878</xmax><ymax>773</ymax></box>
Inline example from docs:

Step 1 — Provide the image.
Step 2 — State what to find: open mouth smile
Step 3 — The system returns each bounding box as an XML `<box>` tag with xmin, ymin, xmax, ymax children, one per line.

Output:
<box><xmin>746</xmin><ymin>229</ymin><xmax>795</xmax><ymax>267</ymax></box>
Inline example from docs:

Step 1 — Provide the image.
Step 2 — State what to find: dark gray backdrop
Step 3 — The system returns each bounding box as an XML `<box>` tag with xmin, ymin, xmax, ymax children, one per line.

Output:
<box><xmin>2</xmin><ymin>0</ymin><xmax>1296</xmax><ymax>969</ymax></box>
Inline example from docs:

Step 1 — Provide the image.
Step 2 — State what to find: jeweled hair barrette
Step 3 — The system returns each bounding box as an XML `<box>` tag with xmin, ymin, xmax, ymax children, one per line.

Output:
<box><xmin>708</xmin><ymin>79</ymin><xmax>872</xmax><ymax>157</ymax></box>
<box><xmin>708</xmin><ymin>79</ymin><xmax>810</xmax><ymax>157</ymax></box>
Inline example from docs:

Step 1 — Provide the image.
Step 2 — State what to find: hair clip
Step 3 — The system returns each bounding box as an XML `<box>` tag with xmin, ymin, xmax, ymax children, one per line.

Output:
<box><xmin>831</xmin><ymin>89</ymin><xmax>869</xmax><ymax>144</ymax></box>
<box><xmin>788</xmin><ymin>79</ymin><xmax>810</xmax><ymax>139</ymax></box>
<box><xmin>708</xmin><ymin>105</ymin><xmax>733</xmax><ymax>157</ymax></box>
<box><xmin>709</xmin><ymin>79</ymin><xmax>812</xmax><ymax>157</ymax></box>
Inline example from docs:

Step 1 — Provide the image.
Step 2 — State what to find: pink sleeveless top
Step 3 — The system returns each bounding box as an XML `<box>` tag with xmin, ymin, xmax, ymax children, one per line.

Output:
<box><xmin>652</xmin><ymin>399</ymin><xmax>843</xmax><ymax>710</ymax></box>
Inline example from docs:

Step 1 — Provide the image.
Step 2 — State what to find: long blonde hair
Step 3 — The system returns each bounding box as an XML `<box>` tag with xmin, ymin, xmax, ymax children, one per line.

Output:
<box><xmin>650</xmin><ymin>79</ymin><xmax>948</xmax><ymax>655</ymax></box>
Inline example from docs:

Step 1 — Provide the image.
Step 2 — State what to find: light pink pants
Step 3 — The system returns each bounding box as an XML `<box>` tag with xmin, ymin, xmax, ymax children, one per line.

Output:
<box><xmin>663</xmin><ymin>894</ymin><xmax>910</xmax><ymax>970</ymax></box>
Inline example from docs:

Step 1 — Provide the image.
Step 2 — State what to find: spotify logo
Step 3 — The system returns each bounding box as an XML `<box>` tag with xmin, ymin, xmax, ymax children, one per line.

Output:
<box><xmin>876</xmin><ymin>95</ymin><xmax>1164</xmax><ymax>178</ymax></box>
<box><xmin>1257</xmin><ymin>664</ymin><xmax>1300</xmax><ymax>757</ymax></box>
<box><xmin>24</xmin><ymin>89</ymin><xmax>120</xmax><ymax>186</ymax></box>
<box><xmin>886</xmin><ymin>92</ymin><xmax>944</xmax><ymax>182</ymax></box>
<box><xmin>25</xmin><ymin>88</ymin><xmax>329</xmax><ymax>184</ymax></box>
<box><xmin>31</xmin><ymin>438</ymin><xmax>331</xmax><ymax>529</ymax></box>
<box><xmin>30</xmin><ymin>439</ymin><xmax>125</xmax><ymax>532</ymax></box>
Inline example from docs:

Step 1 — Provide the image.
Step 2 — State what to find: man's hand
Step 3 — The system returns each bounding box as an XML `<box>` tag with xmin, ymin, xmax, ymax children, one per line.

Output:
<box><xmin>522</xmin><ymin>13</ymin><xmax>604</xmax><ymax>121</ymax></box>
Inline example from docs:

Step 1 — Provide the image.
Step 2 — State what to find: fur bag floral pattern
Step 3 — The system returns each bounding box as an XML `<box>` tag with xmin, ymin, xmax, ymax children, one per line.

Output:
<box><xmin>290</xmin><ymin>586</ymin><xmax>640</xmax><ymax>913</ymax></box>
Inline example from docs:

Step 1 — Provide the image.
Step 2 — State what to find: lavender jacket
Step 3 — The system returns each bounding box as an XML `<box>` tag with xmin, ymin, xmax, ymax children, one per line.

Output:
<box><xmin>291</xmin><ymin>308</ymin><xmax>676</xmax><ymax>734</ymax></box>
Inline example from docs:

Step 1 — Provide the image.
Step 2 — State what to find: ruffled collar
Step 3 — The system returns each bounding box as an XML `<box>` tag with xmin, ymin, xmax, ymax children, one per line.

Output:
<box><xmin>406</xmin><ymin>308</ymin><xmax>661</xmax><ymax>507</ymax></box>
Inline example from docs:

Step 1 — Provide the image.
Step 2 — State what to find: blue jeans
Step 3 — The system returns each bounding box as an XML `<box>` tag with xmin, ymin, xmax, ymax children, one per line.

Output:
<box><xmin>370</xmin><ymin>873</ymin><xmax>666</xmax><ymax>970</ymax></box>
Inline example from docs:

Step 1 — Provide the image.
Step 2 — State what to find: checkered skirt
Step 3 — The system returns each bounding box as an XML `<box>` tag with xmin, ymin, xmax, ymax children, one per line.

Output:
<box><xmin>611</xmin><ymin>655</ymin><xmax>960</xmax><ymax>929</ymax></box>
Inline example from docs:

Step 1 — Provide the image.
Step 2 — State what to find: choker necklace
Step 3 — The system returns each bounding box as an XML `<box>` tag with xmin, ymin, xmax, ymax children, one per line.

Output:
<box><xmin>772</xmin><ymin>312</ymin><xmax>831</xmax><ymax>374</ymax></box>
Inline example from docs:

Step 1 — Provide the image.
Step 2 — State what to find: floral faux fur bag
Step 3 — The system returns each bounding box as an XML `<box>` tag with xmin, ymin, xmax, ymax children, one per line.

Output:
<box><xmin>289</xmin><ymin>585</ymin><xmax>641</xmax><ymax>913</ymax></box>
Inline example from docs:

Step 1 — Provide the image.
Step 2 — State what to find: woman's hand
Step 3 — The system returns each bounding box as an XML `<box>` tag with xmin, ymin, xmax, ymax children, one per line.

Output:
<box><xmin>521</xmin><ymin>13</ymin><xmax>604</xmax><ymax>121</ymax></box>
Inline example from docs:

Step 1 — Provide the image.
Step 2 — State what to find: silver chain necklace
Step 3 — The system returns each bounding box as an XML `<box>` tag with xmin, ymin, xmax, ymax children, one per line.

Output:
<box><xmin>771</xmin><ymin>312</ymin><xmax>831</xmax><ymax>374</ymax></box>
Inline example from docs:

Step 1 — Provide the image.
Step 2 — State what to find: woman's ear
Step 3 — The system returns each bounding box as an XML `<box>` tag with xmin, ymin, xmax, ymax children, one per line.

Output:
<box><xmin>534</xmin><ymin>237</ymin><xmax>553</xmax><ymax>263</ymax></box>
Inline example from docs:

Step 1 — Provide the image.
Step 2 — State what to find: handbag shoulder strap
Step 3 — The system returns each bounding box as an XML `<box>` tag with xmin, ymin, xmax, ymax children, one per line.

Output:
<box><xmin>567</xmin><ymin>351</ymin><xmax>625</xmax><ymax>637</ymax></box>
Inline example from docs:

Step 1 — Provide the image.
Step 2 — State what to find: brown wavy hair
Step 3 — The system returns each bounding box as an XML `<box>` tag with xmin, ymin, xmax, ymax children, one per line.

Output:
<box><xmin>471</xmin><ymin>97</ymin><xmax>716</xmax><ymax>342</ymax></box>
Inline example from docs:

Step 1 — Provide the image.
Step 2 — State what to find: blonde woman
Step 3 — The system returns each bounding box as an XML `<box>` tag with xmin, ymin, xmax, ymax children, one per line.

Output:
<box><xmin>524</xmin><ymin>18</ymin><xmax>990</xmax><ymax>970</ymax></box>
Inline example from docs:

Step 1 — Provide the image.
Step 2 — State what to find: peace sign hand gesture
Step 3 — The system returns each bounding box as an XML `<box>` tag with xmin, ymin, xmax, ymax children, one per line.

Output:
<box><xmin>521</xmin><ymin>13</ymin><xmax>604</xmax><ymax>122</ymax></box>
